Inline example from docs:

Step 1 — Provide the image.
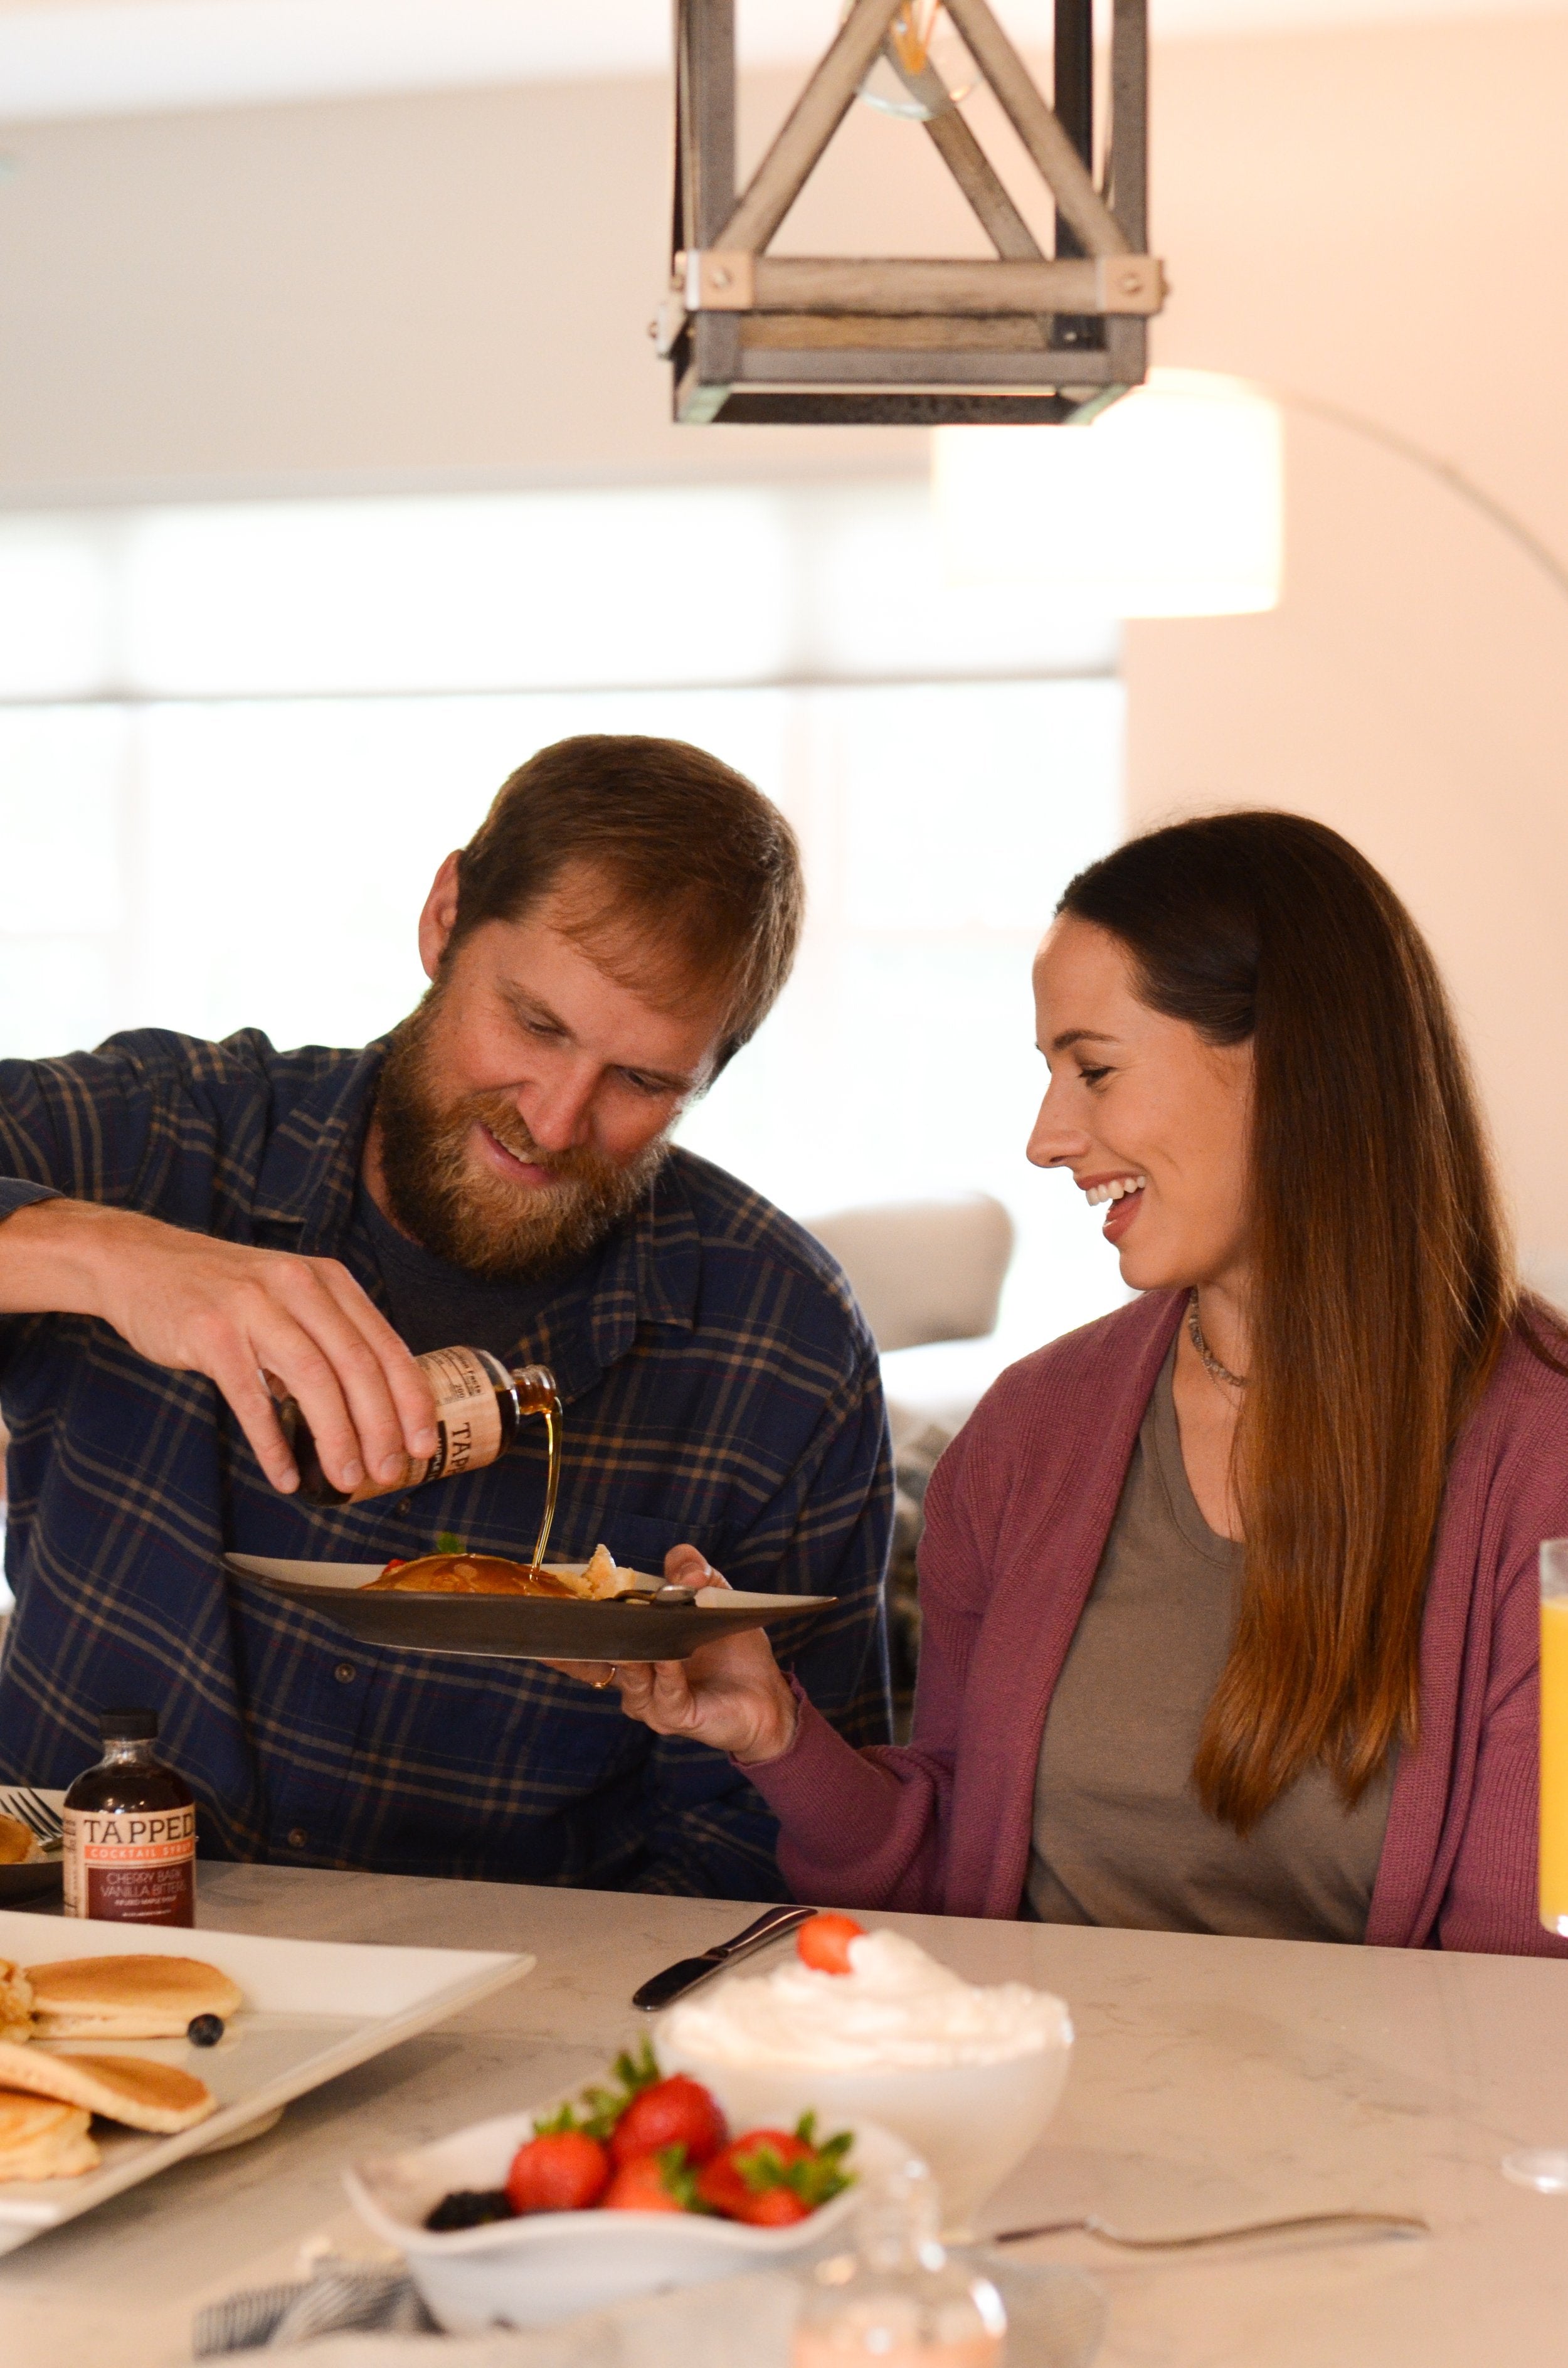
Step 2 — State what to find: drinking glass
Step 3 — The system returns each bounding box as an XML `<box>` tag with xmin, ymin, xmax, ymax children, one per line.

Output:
<box><xmin>1540</xmin><ymin>1539</ymin><xmax>1568</xmax><ymax>1939</ymax></box>
<box><xmin>1500</xmin><ymin>1540</ymin><xmax>1568</xmax><ymax>2194</ymax></box>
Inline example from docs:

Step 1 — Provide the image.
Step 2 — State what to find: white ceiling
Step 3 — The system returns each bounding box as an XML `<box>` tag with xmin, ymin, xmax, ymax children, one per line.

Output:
<box><xmin>0</xmin><ymin>0</ymin><xmax>1563</xmax><ymax>122</ymax></box>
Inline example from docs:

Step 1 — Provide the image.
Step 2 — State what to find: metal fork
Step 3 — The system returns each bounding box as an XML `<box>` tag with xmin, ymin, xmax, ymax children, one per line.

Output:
<box><xmin>0</xmin><ymin>1788</ymin><xmax>63</xmax><ymax>1854</ymax></box>
<box><xmin>988</xmin><ymin>2209</ymin><xmax>1429</xmax><ymax>2251</ymax></box>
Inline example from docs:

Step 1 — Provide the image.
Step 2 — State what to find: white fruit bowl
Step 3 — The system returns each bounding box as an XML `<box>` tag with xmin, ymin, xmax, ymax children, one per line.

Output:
<box><xmin>656</xmin><ymin>2023</ymin><xmax>1073</xmax><ymax>2234</ymax></box>
<box><xmin>346</xmin><ymin>2101</ymin><xmax>916</xmax><ymax>2333</ymax></box>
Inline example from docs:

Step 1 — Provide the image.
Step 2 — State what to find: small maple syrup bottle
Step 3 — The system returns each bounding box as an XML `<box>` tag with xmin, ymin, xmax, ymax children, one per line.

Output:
<box><xmin>274</xmin><ymin>1351</ymin><xmax>558</xmax><ymax>1507</ymax></box>
<box><xmin>62</xmin><ymin>1709</ymin><xmax>197</xmax><ymax>1927</ymax></box>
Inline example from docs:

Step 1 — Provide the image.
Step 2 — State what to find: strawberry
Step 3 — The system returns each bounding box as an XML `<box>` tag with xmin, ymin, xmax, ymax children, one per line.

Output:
<box><xmin>531</xmin><ymin>2039</ymin><xmax>662</xmax><ymax>2143</ymax></box>
<box><xmin>697</xmin><ymin>2129</ymin><xmax>805</xmax><ymax>2220</ymax></box>
<box><xmin>733</xmin><ymin>2182</ymin><xmax>812</xmax><ymax>2227</ymax></box>
<box><xmin>696</xmin><ymin>2115</ymin><xmax>854</xmax><ymax>2227</ymax></box>
<box><xmin>610</xmin><ymin>2074</ymin><xmax>726</xmax><ymax>2169</ymax></box>
<box><xmin>506</xmin><ymin>2128</ymin><xmax>610</xmax><ymax>2215</ymax></box>
<box><xmin>795</xmin><ymin>1912</ymin><xmax>864</xmax><ymax>1975</ymax></box>
<box><xmin>601</xmin><ymin>2143</ymin><xmax>701</xmax><ymax>2213</ymax></box>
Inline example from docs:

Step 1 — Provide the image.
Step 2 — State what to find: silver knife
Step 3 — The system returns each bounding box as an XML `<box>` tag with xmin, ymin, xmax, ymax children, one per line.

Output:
<box><xmin>632</xmin><ymin>1904</ymin><xmax>817</xmax><ymax>2012</ymax></box>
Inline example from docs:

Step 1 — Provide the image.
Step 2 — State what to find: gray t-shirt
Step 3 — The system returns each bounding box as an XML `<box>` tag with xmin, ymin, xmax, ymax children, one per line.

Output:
<box><xmin>1025</xmin><ymin>1342</ymin><xmax>1395</xmax><ymax>1941</ymax></box>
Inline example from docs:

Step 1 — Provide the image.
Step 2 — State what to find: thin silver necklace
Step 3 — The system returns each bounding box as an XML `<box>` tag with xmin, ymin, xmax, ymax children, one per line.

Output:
<box><xmin>1186</xmin><ymin>1290</ymin><xmax>1249</xmax><ymax>1390</ymax></box>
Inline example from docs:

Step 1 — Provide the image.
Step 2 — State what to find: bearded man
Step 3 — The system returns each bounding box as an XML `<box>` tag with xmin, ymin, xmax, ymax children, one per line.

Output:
<box><xmin>0</xmin><ymin>735</ymin><xmax>892</xmax><ymax>1896</ymax></box>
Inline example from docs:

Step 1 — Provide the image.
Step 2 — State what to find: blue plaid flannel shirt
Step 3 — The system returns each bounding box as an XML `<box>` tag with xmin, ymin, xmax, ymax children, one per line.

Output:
<box><xmin>0</xmin><ymin>1030</ymin><xmax>893</xmax><ymax>1896</ymax></box>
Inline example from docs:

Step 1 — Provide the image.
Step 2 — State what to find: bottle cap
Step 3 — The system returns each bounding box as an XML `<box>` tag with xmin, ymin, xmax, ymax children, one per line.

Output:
<box><xmin>98</xmin><ymin>1707</ymin><xmax>158</xmax><ymax>1742</ymax></box>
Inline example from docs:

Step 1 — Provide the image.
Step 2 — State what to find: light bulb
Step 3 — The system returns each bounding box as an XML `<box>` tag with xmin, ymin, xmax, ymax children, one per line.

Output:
<box><xmin>842</xmin><ymin>1</ymin><xmax>973</xmax><ymax>120</ymax></box>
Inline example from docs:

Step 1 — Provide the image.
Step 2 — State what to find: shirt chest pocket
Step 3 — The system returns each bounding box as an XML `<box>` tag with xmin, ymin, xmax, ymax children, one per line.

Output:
<box><xmin>558</xmin><ymin>1510</ymin><xmax>724</xmax><ymax>1586</ymax></box>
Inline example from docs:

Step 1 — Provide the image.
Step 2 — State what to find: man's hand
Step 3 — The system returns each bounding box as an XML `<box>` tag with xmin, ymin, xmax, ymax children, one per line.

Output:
<box><xmin>0</xmin><ymin>1198</ymin><xmax>437</xmax><ymax>1495</ymax></box>
<box><xmin>554</xmin><ymin>1544</ymin><xmax>801</xmax><ymax>1766</ymax></box>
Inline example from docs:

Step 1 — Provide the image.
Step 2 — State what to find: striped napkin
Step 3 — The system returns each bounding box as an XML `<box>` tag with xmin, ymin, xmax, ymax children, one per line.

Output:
<box><xmin>192</xmin><ymin>2261</ymin><xmax>802</xmax><ymax>2365</ymax></box>
<box><xmin>191</xmin><ymin>2246</ymin><xmax>1101</xmax><ymax>2365</ymax></box>
<box><xmin>193</xmin><ymin>2260</ymin><xmax>437</xmax><ymax>2352</ymax></box>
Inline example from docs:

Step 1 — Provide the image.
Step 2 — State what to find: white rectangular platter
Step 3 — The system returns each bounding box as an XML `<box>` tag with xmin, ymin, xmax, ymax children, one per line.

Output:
<box><xmin>0</xmin><ymin>1908</ymin><xmax>532</xmax><ymax>2254</ymax></box>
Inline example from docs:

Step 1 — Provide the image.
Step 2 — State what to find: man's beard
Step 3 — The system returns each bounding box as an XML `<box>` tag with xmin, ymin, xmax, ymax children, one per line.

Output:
<box><xmin>374</xmin><ymin>994</ymin><xmax>669</xmax><ymax>1282</ymax></box>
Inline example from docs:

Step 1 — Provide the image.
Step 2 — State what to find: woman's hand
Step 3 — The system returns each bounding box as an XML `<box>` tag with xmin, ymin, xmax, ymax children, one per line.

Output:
<box><xmin>557</xmin><ymin>1544</ymin><xmax>800</xmax><ymax>1766</ymax></box>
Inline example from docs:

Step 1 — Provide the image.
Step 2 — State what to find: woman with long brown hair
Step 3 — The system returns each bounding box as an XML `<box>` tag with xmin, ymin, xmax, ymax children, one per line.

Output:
<box><xmin>578</xmin><ymin>812</ymin><xmax>1568</xmax><ymax>1950</ymax></box>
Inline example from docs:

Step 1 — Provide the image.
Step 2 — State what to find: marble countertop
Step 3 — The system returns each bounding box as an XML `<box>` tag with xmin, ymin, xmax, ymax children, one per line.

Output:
<box><xmin>4</xmin><ymin>1864</ymin><xmax>1567</xmax><ymax>2366</ymax></box>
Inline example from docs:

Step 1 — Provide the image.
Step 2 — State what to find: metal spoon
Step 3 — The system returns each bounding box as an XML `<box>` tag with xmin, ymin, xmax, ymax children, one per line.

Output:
<box><xmin>987</xmin><ymin>2208</ymin><xmax>1429</xmax><ymax>2251</ymax></box>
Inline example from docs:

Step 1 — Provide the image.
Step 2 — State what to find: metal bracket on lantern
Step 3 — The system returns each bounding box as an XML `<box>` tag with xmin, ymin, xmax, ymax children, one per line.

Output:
<box><xmin>662</xmin><ymin>0</ymin><xmax>1162</xmax><ymax>426</ymax></box>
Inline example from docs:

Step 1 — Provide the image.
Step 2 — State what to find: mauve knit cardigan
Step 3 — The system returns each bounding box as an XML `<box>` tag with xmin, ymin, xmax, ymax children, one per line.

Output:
<box><xmin>751</xmin><ymin>1288</ymin><xmax>1568</xmax><ymax>1953</ymax></box>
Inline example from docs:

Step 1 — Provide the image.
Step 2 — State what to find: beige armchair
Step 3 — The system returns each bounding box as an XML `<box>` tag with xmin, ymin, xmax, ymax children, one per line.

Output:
<box><xmin>802</xmin><ymin>1192</ymin><xmax>1015</xmax><ymax>1356</ymax></box>
<box><xmin>804</xmin><ymin>1194</ymin><xmax>1015</xmax><ymax>1734</ymax></box>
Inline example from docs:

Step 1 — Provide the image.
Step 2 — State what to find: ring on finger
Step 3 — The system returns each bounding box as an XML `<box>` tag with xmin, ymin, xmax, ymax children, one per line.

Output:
<box><xmin>591</xmin><ymin>1665</ymin><xmax>619</xmax><ymax>1691</ymax></box>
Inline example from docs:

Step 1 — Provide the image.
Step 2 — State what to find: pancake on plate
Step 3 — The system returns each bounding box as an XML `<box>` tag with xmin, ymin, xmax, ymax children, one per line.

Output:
<box><xmin>364</xmin><ymin>1545</ymin><xmax>635</xmax><ymax>1600</ymax></box>
<box><xmin>577</xmin><ymin>1542</ymin><xmax>630</xmax><ymax>1599</ymax></box>
<box><xmin>364</xmin><ymin>1553</ymin><xmax>579</xmax><ymax>1597</ymax></box>
<box><xmin>0</xmin><ymin>1960</ymin><xmax>34</xmax><ymax>2045</ymax></box>
<box><xmin>0</xmin><ymin>2093</ymin><xmax>98</xmax><ymax>2180</ymax></box>
<box><xmin>0</xmin><ymin>2041</ymin><xmax>215</xmax><ymax>2133</ymax></box>
<box><xmin>24</xmin><ymin>1954</ymin><xmax>243</xmax><ymax>2041</ymax></box>
<box><xmin>0</xmin><ymin>1812</ymin><xmax>38</xmax><ymax>1867</ymax></box>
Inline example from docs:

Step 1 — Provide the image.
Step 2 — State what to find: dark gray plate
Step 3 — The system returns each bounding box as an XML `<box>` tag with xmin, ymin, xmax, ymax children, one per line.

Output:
<box><xmin>224</xmin><ymin>1556</ymin><xmax>834</xmax><ymax>1664</ymax></box>
<box><xmin>0</xmin><ymin>1859</ymin><xmax>62</xmax><ymax>1906</ymax></box>
<box><xmin>0</xmin><ymin>1787</ymin><xmax>65</xmax><ymax>1904</ymax></box>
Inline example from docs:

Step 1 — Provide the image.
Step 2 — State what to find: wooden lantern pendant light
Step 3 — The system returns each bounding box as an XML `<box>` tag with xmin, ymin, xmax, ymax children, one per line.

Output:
<box><xmin>659</xmin><ymin>0</ymin><xmax>1165</xmax><ymax>425</ymax></box>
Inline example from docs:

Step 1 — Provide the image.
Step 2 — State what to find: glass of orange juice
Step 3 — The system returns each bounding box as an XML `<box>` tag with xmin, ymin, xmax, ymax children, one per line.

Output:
<box><xmin>1540</xmin><ymin>1541</ymin><xmax>1568</xmax><ymax>1936</ymax></box>
<box><xmin>1501</xmin><ymin>1546</ymin><xmax>1568</xmax><ymax>2187</ymax></box>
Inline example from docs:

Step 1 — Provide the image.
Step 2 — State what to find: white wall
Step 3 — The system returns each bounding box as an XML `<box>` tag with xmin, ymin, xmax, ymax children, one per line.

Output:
<box><xmin>4</xmin><ymin>19</ymin><xmax>1568</xmax><ymax>1270</ymax></box>
<box><xmin>0</xmin><ymin>72</ymin><xmax>937</xmax><ymax>497</ymax></box>
<box><xmin>1121</xmin><ymin>17</ymin><xmax>1568</xmax><ymax>1278</ymax></box>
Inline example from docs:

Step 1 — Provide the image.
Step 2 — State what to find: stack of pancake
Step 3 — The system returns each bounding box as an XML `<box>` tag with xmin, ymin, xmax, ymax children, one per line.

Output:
<box><xmin>0</xmin><ymin>1954</ymin><xmax>240</xmax><ymax>2180</ymax></box>
<box><xmin>366</xmin><ymin>1539</ymin><xmax>630</xmax><ymax>1598</ymax></box>
<box><xmin>0</xmin><ymin>2093</ymin><xmax>100</xmax><ymax>2182</ymax></box>
<box><xmin>25</xmin><ymin>1954</ymin><xmax>241</xmax><ymax>2041</ymax></box>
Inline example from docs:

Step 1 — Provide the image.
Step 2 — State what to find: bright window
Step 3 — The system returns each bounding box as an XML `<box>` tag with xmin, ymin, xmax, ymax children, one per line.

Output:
<box><xmin>0</xmin><ymin>484</ymin><xmax>1127</xmax><ymax>1374</ymax></box>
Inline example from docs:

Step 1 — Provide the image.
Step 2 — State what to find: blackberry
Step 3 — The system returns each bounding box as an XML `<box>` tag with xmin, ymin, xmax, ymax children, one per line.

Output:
<box><xmin>424</xmin><ymin>2188</ymin><xmax>514</xmax><ymax>2232</ymax></box>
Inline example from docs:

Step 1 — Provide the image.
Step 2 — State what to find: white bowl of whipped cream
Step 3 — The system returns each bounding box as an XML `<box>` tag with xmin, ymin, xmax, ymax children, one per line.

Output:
<box><xmin>657</xmin><ymin>1929</ymin><xmax>1073</xmax><ymax>2232</ymax></box>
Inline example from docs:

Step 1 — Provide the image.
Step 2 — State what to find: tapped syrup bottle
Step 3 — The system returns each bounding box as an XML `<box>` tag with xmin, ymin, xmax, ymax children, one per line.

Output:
<box><xmin>275</xmin><ymin>1351</ymin><xmax>559</xmax><ymax>1509</ymax></box>
<box><xmin>63</xmin><ymin>1709</ymin><xmax>197</xmax><ymax>1927</ymax></box>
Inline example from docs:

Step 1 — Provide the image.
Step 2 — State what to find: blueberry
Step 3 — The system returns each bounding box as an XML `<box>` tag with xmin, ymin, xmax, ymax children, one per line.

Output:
<box><xmin>187</xmin><ymin>2013</ymin><xmax>225</xmax><ymax>2047</ymax></box>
